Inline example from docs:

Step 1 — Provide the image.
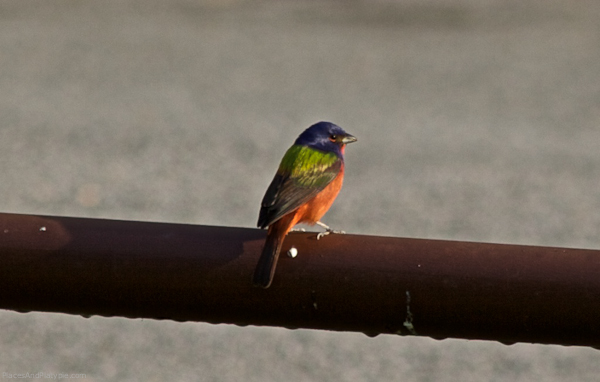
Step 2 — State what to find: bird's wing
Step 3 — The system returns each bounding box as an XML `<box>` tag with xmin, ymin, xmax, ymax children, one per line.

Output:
<box><xmin>257</xmin><ymin>145</ymin><xmax>342</xmax><ymax>228</ymax></box>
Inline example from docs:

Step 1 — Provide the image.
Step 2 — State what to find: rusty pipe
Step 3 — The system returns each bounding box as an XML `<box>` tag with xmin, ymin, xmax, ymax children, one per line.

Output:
<box><xmin>0</xmin><ymin>212</ymin><xmax>599</xmax><ymax>347</ymax></box>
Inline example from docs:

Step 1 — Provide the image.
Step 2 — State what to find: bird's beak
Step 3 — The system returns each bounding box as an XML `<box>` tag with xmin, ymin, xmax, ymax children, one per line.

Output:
<box><xmin>342</xmin><ymin>134</ymin><xmax>357</xmax><ymax>144</ymax></box>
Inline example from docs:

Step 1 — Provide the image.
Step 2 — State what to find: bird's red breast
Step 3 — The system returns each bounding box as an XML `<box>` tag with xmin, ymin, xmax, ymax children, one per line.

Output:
<box><xmin>267</xmin><ymin>167</ymin><xmax>345</xmax><ymax>239</ymax></box>
<box><xmin>293</xmin><ymin>165</ymin><xmax>345</xmax><ymax>226</ymax></box>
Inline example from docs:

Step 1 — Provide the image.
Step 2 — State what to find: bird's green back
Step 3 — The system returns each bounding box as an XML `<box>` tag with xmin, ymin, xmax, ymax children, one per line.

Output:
<box><xmin>278</xmin><ymin>145</ymin><xmax>340</xmax><ymax>188</ymax></box>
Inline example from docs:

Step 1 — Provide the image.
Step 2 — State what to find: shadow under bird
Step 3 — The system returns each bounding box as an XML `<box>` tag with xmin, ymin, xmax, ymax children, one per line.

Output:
<box><xmin>253</xmin><ymin>121</ymin><xmax>357</xmax><ymax>288</ymax></box>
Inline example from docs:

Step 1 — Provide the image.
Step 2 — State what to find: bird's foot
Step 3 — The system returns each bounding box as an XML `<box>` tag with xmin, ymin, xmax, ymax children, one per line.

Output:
<box><xmin>290</xmin><ymin>227</ymin><xmax>306</xmax><ymax>232</ymax></box>
<box><xmin>315</xmin><ymin>221</ymin><xmax>345</xmax><ymax>240</ymax></box>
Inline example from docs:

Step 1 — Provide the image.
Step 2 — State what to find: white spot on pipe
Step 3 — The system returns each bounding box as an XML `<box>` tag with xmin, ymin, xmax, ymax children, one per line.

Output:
<box><xmin>287</xmin><ymin>246</ymin><xmax>298</xmax><ymax>258</ymax></box>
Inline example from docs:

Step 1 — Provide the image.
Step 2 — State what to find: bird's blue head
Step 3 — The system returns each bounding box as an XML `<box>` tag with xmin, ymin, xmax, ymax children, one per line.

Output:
<box><xmin>294</xmin><ymin>121</ymin><xmax>357</xmax><ymax>157</ymax></box>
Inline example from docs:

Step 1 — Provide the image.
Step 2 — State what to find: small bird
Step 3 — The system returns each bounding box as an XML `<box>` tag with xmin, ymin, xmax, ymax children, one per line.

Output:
<box><xmin>253</xmin><ymin>121</ymin><xmax>357</xmax><ymax>288</ymax></box>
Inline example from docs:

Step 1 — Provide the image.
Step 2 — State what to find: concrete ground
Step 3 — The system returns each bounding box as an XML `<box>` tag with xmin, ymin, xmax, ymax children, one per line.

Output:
<box><xmin>1</xmin><ymin>0</ymin><xmax>600</xmax><ymax>380</ymax></box>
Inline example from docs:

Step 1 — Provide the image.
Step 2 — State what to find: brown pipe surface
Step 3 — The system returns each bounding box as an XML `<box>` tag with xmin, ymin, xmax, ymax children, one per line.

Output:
<box><xmin>0</xmin><ymin>212</ymin><xmax>599</xmax><ymax>347</ymax></box>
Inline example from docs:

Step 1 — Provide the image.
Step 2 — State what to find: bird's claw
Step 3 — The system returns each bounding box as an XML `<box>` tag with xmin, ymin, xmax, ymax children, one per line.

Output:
<box><xmin>314</xmin><ymin>221</ymin><xmax>345</xmax><ymax>240</ymax></box>
<box><xmin>316</xmin><ymin>229</ymin><xmax>345</xmax><ymax>240</ymax></box>
<box><xmin>290</xmin><ymin>227</ymin><xmax>306</xmax><ymax>232</ymax></box>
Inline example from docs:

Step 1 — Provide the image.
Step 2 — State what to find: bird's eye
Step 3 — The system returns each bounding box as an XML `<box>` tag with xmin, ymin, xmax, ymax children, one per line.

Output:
<box><xmin>329</xmin><ymin>134</ymin><xmax>337</xmax><ymax>142</ymax></box>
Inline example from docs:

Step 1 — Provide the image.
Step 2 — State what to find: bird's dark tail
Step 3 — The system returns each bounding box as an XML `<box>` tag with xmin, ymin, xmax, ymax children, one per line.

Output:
<box><xmin>253</xmin><ymin>224</ymin><xmax>287</xmax><ymax>288</ymax></box>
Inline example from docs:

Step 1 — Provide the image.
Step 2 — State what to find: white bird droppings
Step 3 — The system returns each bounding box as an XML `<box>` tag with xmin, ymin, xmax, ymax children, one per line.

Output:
<box><xmin>287</xmin><ymin>247</ymin><xmax>298</xmax><ymax>258</ymax></box>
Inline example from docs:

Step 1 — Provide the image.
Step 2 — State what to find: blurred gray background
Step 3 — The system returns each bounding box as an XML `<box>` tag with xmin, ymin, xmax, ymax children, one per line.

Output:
<box><xmin>1</xmin><ymin>0</ymin><xmax>600</xmax><ymax>380</ymax></box>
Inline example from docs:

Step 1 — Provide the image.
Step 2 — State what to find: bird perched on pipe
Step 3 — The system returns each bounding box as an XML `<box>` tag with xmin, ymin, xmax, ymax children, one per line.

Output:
<box><xmin>253</xmin><ymin>121</ymin><xmax>357</xmax><ymax>288</ymax></box>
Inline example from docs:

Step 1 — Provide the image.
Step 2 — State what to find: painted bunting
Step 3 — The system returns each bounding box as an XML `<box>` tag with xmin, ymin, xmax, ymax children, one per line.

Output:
<box><xmin>253</xmin><ymin>121</ymin><xmax>357</xmax><ymax>288</ymax></box>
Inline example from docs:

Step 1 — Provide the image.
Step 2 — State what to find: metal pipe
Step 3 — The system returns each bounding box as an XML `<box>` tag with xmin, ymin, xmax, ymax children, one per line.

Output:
<box><xmin>1</xmin><ymin>212</ymin><xmax>599</xmax><ymax>347</ymax></box>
